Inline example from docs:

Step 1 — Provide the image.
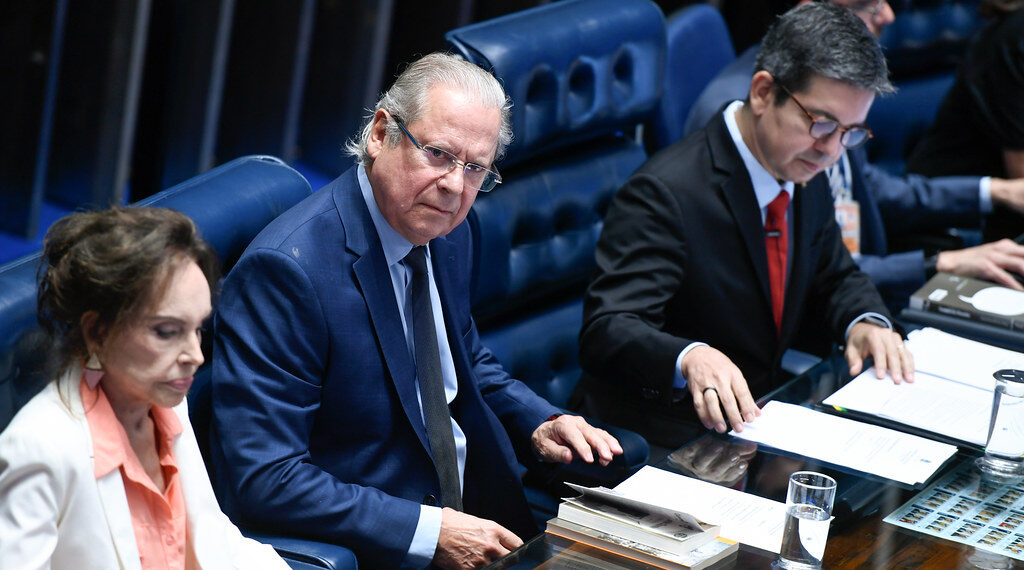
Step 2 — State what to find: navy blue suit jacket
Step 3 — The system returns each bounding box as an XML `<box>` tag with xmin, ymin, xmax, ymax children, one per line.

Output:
<box><xmin>684</xmin><ymin>45</ymin><xmax>984</xmax><ymax>303</ymax></box>
<box><xmin>210</xmin><ymin>166</ymin><xmax>558</xmax><ymax>568</ymax></box>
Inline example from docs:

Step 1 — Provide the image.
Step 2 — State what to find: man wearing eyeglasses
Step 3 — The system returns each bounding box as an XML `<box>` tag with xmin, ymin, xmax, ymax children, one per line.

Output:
<box><xmin>210</xmin><ymin>52</ymin><xmax>621</xmax><ymax>570</ymax></box>
<box><xmin>686</xmin><ymin>0</ymin><xmax>1024</xmax><ymax>310</ymax></box>
<box><xmin>576</xmin><ymin>3</ymin><xmax>915</xmax><ymax>448</ymax></box>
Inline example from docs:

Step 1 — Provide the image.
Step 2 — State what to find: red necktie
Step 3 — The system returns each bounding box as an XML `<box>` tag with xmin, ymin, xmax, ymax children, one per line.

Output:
<box><xmin>765</xmin><ymin>190</ymin><xmax>789</xmax><ymax>333</ymax></box>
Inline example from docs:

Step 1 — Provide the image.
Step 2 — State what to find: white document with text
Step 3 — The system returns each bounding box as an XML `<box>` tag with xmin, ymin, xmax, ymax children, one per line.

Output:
<box><xmin>730</xmin><ymin>401</ymin><xmax>956</xmax><ymax>485</ymax></box>
<box><xmin>822</xmin><ymin>327</ymin><xmax>1012</xmax><ymax>446</ymax></box>
<box><xmin>614</xmin><ymin>465</ymin><xmax>786</xmax><ymax>553</ymax></box>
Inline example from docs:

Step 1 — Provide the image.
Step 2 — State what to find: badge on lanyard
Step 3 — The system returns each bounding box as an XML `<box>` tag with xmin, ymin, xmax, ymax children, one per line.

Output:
<box><xmin>828</xmin><ymin>151</ymin><xmax>860</xmax><ymax>257</ymax></box>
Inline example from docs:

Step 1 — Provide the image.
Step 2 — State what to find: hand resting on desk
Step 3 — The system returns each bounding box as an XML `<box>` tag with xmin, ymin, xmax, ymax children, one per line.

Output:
<box><xmin>683</xmin><ymin>325</ymin><xmax>914</xmax><ymax>435</ymax></box>
<box><xmin>935</xmin><ymin>239</ymin><xmax>1024</xmax><ymax>291</ymax></box>
<box><xmin>531</xmin><ymin>414</ymin><xmax>623</xmax><ymax>466</ymax></box>
<box><xmin>680</xmin><ymin>345</ymin><xmax>762</xmax><ymax>434</ymax></box>
<box><xmin>846</xmin><ymin>322</ymin><xmax>915</xmax><ymax>384</ymax></box>
<box><xmin>434</xmin><ymin>508</ymin><xmax>523</xmax><ymax>570</ymax></box>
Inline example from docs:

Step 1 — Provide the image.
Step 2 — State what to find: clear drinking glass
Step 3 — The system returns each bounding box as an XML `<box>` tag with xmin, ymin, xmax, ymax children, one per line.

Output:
<box><xmin>777</xmin><ymin>471</ymin><xmax>836</xmax><ymax>569</ymax></box>
<box><xmin>976</xmin><ymin>369</ymin><xmax>1024</xmax><ymax>483</ymax></box>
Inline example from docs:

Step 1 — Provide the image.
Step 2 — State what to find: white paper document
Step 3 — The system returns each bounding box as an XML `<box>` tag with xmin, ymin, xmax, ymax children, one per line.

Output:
<box><xmin>730</xmin><ymin>401</ymin><xmax>957</xmax><ymax>485</ymax></box>
<box><xmin>822</xmin><ymin>327</ymin><xmax>1010</xmax><ymax>446</ymax></box>
<box><xmin>614</xmin><ymin>465</ymin><xmax>787</xmax><ymax>554</ymax></box>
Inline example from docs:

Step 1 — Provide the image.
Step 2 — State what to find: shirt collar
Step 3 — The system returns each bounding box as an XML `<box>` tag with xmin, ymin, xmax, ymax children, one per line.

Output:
<box><xmin>357</xmin><ymin>164</ymin><xmax>416</xmax><ymax>268</ymax></box>
<box><xmin>81</xmin><ymin>377</ymin><xmax>182</xmax><ymax>479</ymax></box>
<box><xmin>723</xmin><ymin>100</ymin><xmax>795</xmax><ymax>210</ymax></box>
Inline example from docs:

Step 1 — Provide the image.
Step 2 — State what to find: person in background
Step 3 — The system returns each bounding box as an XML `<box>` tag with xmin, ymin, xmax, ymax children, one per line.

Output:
<box><xmin>908</xmin><ymin>0</ymin><xmax>1024</xmax><ymax>242</ymax></box>
<box><xmin>576</xmin><ymin>3</ymin><xmax>914</xmax><ymax>449</ymax></box>
<box><xmin>210</xmin><ymin>52</ymin><xmax>621</xmax><ymax>570</ymax></box>
<box><xmin>686</xmin><ymin>0</ymin><xmax>1024</xmax><ymax>310</ymax></box>
<box><xmin>0</xmin><ymin>207</ymin><xmax>288</xmax><ymax>569</ymax></box>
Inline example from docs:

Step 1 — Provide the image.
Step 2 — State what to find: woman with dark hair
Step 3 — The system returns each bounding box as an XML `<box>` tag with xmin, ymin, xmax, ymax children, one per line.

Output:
<box><xmin>0</xmin><ymin>207</ymin><xmax>287</xmax><ymax>569</ymax></box>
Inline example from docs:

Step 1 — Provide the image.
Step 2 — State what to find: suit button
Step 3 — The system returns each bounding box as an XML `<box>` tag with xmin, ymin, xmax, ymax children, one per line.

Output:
<box><xmin>424</xmin><ymin>494</ymin><xmax>438</xmax><ymax>506</ymax></box>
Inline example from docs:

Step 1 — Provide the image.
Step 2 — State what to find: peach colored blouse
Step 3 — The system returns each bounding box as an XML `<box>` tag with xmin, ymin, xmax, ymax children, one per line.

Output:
<box><xmin>82</xmin><ymin>379</ymin><xmax>189</xmax><ymax>570</ymax></box>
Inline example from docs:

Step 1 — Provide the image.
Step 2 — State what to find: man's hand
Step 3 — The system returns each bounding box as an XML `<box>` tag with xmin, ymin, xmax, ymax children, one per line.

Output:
<box><xmin>530</xmin><ymin>414</ymin><xmax>623</xmax><ymax>465</ymax></box>
<box><xmin>681</xmin><ymin>345</ymin><xmax>760</xmax><ymax>434</ymax></box>
<box><xmin>845</xmin><ymin>322</ymin><xmax>914</xmax><ymax>383</ymax></box>
<box><xmin>990</xmin><ymin>177</ymin><xmax>1024</xmax><ymax>215</ymax></box>
<box><xmin>433</xmin><ymin>509</ymin><xmax>522</xmax><ymax>570</ymax></box>
<box><xmin>937</xmin><ymin>239</ymin><xmax>1024</xmax><ymax>291</ymax></box>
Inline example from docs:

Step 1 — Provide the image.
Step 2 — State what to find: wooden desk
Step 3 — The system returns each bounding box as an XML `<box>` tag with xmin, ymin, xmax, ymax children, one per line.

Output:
<box><xmin>489</xmin><ymin>355</ymin><xmax>1018</xmax><ymax>569</ymax></box>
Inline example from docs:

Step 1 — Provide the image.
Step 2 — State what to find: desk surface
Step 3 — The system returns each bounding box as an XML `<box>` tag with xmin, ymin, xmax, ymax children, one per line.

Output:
<box><xmin>490</xmin><ymin>355</ymin><xmax>1017</xmax><ymax>569</ymax></box>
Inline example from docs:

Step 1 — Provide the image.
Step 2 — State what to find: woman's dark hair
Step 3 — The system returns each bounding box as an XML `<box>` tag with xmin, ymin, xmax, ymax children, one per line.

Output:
<box><xmin>38</xmin><ymin>207</ymin><xmax>219</xmax><ymax>372</ymax></box>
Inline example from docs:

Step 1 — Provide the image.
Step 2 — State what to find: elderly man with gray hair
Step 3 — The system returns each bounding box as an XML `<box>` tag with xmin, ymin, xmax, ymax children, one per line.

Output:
<box><xmin>577</xmin><ymin>3</ymin><xmax>916</xmax><ymax>449</ymax></box>
<box><xmin>210</xmin><ymin>52</ymin><xmax>621</xmax><ymax>569</ymax></box>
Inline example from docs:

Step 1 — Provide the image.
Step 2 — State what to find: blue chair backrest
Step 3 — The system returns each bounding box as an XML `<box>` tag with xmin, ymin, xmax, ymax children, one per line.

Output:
<box><xmin>880</xmin><ymin>1</ymin><xmax>982</xmax><ymax>79</ymax></box>
<box><xmin>447</xmin><ymin>0</ymin><xmax>664</xmax><ymax>325</ymax></box>
<box><xmin>866</xmin><ymin>73</ymin><xmax>955</xmax><ymax>176</ymax></box>
<box><xmin>446</xmin><ymin>0</ymin><xmax>665</xmax><ymax>170</ymax></box>
<box><xmin>0</xmin><ymin>155</ymin><xmax>311</xmax><ymax>432</ymax></box>
<box><xmin>444</xmin><ymin>0</ymin><xmax>662</xmax><ymax>435</ymax></box>
<box><xmin>649</xmin><ymin>4</ymin><xmax>735</xmax><ymax>151</ymax></box>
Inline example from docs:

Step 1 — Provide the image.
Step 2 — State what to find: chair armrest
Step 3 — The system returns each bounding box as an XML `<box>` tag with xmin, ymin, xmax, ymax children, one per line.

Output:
<box><xmin>243</xmin><ymin>532</ymin><xmax>358</xmax><ymax>570</ymax></box>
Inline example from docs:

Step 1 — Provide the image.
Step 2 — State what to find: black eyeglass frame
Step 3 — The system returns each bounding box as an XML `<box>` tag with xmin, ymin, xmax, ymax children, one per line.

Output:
<box><xmin>777</xmin><ymin>83</ymin><xmax>874</xmax><ymax>150</ymax></box>
<box><xmin>392</xmin><ymin>117</ymin><xmax>503</xmax><ymax>193</ymax></box>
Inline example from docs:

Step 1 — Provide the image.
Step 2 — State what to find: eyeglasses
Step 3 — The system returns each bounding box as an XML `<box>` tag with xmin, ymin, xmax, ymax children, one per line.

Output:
<box><xmin>393</xmin><ymin>117</ymin><xmax>502</xmax><ymax>193</ymax></box>
<box><xmin>778</xmin><ymin>84</ymin><xmax>873</xmax><ymax>149</ymax></box>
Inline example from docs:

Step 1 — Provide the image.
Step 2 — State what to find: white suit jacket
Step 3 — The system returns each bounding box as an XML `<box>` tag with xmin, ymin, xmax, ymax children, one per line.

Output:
<box><xmin>0</xmin><ymin>369</ymin><xmax>289</xmax><ymax>570</ymax></box>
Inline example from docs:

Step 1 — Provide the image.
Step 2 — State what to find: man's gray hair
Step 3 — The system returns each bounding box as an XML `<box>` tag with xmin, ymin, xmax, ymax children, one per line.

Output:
<box><xmin>755</xmin><ymin>2</ymin><xmax>895</xmax><ymax>104</ymax></box>
<box><xmin>344</xmin><ymin>52</ymin><xmax>513</xmax><ymax>165</ymax></box>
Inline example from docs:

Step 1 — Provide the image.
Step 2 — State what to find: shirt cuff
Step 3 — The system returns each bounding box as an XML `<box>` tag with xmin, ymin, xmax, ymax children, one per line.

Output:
<box><xmin>673</xmin><ymin>342</ymin><xmax>709</xmax><ymax>391</ymax></box>
<box><xmin>980</xmin><ymin>177</ymin><xmax>993</xmax><ymax>214</ymax></box>
<box><xmin>404</xmin><ymin>505</ymin><xmax>442</xmax><ymax>568</ymax></box>
<box><xmin>844</xmin><ymin>312</ymin><xmax>892</xmax><ymax>342</ymax></box>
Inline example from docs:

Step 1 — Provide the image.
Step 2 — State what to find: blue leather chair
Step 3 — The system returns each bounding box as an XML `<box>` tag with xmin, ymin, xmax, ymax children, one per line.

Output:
<box><xmin>865</xmin><ymin>73</ymin><xmax>955</xmax><ymax>176</ymax></box>
<box><xmin>446</xmin><ymin>0</ymin><xmax>665</xmax><ymax>518</ymax></box>
<box><xmin>867</xmin><ymin>1</ymin><xmax>983</xmax><ymax>176</ymax></box>
<box><xmin>649</xmin><ymin>3</ymin><xmax>735</xmax><ymax>152</ymax></box>
<box><xmin>0</xmin><ymin>155</ymin><xmax>357</xmax><ymax>570</ymax></box>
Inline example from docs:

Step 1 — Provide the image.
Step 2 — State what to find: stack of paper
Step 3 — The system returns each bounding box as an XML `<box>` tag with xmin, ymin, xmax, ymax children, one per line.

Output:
<box><xmin>822</xmin><ymin>327</ymin><xmax>1019</xmax><ymax>446</ymax></box>
<box><xmin>731</xmin><ymin>401</ymin><xmax>957</xmax><ymax>485</ymax></box>
<box><xmin>557</xmin><ymin>482</ymin><xmax>717</xmax><ymax>555</ymax></box>
<box><xmin>614</xmin><ymin>465</ymin><xmax>787</xmax><ymax>554</ymax></box>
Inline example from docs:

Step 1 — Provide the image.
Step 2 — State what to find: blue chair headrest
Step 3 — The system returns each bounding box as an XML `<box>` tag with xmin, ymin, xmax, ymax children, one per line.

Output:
<box><xmin>0</xmin><ymin>155</ymin><xmax>311</xmax><ymax>431</ymax></box>
<box><xmin>136</xmin><ymin>155</ymin><xmax>312</xmax><ymax>269</ymax></box>
<box><xmin>445</xmin><ymin>0</ymin><xmax>666</xmax><ymax>168</ymax></box>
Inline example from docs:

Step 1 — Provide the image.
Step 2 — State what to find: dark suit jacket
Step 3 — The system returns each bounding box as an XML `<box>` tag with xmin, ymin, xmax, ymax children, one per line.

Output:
<box><xmin>684</xmin><ymin>45</ymin><xmax>984</xmax><ymax>304</ymax></box>
<box><xmin>577</xmin><ymin>111</ymin><xmax>890</xmax><ymax>429</ymax></box>
<box><xmin>210</xmin><ymin>167</ymin><xmax>559</xmax><ymax>568</ymax></box>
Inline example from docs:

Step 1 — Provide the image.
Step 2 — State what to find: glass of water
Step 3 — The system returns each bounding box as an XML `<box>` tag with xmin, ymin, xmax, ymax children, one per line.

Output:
<box><xmin>777</xmin><ymin>471</ymin><xmax>836</xmax><ymax>569</ymax></box>
<box><xmin>976</xmin><ymin>369</ymin><xmax>1024</xmax><ymax>484</ymax></box>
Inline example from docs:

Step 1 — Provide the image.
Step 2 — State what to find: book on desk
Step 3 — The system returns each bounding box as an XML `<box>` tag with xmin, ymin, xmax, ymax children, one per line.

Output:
<box><xmin>907</xmin><ymin>272</ymin><xmax>1024</xmax><ymax>332</ymax></box>
<box><xmin>544</xmin><ymin>482</ymin><xmax>736</xmax><ymax>569</ymax></box>
<box><xmin>545</xmin><ymin>518</ymin><xmax>738</xmax><ymax>570</ymax></box>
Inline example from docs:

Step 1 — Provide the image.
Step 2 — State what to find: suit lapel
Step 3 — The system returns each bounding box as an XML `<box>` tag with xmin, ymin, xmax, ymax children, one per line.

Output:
<box><xmin>333</xmin><ymin>172</ymin><xmax>429</xmax><ymax>451</ymax></box>
<box><xmin>64</xmin><ymin>375</ymin><xmax>141</xmax><ymax>570</ymax></box>
<box><xmin>707</xmin><ymin>116</ymin><xmax>774</xmax><ymax>321</ymax></box>
<box><xmin>782</xmin><ymin>177</ymin><xmax>826</xmax><ymax>340</ymax></box>
<box><xmin>95</xmin><ymin>473</ymin><xmax>142</xmax><ymax>570</ymax></box>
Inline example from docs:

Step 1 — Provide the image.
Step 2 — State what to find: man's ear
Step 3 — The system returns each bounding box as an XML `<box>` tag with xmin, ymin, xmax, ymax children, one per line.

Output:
<box><xmin>80</xmin><ymin>311</ymin><xmax>106</xmax><ymax>353</ymax></box>
<box><xmin>748</xmin><ymin>71</ymin><xmax>776</xmax><ymax>117</ymax></box>
<box><xmin>366</xmin><ymin>109</ymin><xmax>390</xmax><ymax>160</ymax></box>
